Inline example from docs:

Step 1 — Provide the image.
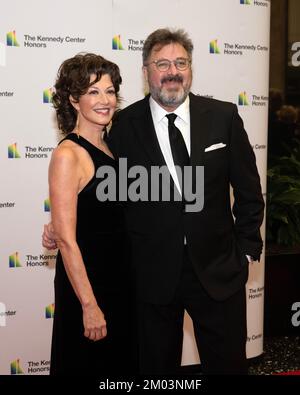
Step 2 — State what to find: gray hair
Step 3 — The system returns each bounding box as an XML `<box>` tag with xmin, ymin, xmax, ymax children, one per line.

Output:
<box><xmin>142</xmin><ymin>28</ymin><xmax>194</xmax><ymax>64</ymax></box>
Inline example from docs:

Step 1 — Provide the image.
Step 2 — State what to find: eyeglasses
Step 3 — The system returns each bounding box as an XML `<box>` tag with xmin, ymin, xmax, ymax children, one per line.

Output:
<box><xmin>146</xmin><ymin>58</ymin><xmax>191</xmax><ymax>72</ymax></box>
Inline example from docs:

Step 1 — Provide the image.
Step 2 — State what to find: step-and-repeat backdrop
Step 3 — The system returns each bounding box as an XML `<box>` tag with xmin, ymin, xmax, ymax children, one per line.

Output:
<box><xmin>0</xmin><ymin>0</ymin><xmax>270</xmax><ymax>374</ymax></box>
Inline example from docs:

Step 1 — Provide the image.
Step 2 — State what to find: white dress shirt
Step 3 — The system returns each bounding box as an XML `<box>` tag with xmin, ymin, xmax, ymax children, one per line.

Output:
<box><xmin>149</xmin><ymin>95</ymin><xmax>190</xmax><ymax>194</ymax></box>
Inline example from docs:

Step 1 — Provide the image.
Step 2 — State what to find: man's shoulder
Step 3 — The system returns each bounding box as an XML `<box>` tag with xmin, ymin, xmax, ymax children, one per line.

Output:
<box><xmin>190</xmin><ymin>93</ymin><xmax>236</xmax><ymax>113</ymax></box>
<box><xmin>117</xmin><ymin>96</ymin><xmax>149</xmax><ymax>119</ymax></box>
<box><xmin>109</xmin><ymin>96</ymin><xmax>149</xmax><ymax>142</ymax></box>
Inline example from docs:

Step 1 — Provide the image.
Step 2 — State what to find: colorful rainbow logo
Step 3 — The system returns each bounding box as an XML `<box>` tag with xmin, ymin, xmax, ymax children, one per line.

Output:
<box><xmin>6</xmin><ymin>31</ymin><xmax>19</xmax><ymax>47</ymax></box>
<box><xmin>45</xmin><ymin>303</ymin><xmax>55</xmax><ymax>319</ymax></box>
<box><xmin>240</xmin><ymin>0</ymin><xmax>251</xmax><ymax>4</ymax></box>
<box><xmin>209</xmin><ymin>39</ymin><xmax>220</xmax><ymax>54</ymax></box>
<box><xmin>9</xmin><ymin>252</ymin><xmax>22</xmax><ymax>268</ymax></box>
<box><xmin>112</xmin><ymin>35</ymin><xmax>124</xmax><ymax>50</ymax></box>
<box><xmin>43</xmin><ymin>88</ymin><xmax>53</xmax><ymax>103</ymax></box>
<box><xmin>44</xmin><ymin>198</ymin><xmax>51</xmax><ymax>212</ymax></box>
<box><xmin>8</xmin><ymin>143</ymin><xmax>21</xmax><ymax>159</ymax></box>
<box><xmin>238</xmin><ymin>91</ymin><xmax>249</xmax><ymax>106</ymax></box>
<box><xmin>10</xmin><ymin>359</ymin><xmax>24</xmax><ymax>374</ymax></box>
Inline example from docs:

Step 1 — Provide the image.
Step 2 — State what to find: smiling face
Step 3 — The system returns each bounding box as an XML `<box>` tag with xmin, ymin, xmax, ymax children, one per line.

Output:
<box><xmin>70</xmin><ymin>73</ymin><xmax>117</xmax><ymax>131</ymax></box>
<box><xmin>143</xmin><ymin>42</ymin><xmax>192</xmax><ymax>111</ymax></box>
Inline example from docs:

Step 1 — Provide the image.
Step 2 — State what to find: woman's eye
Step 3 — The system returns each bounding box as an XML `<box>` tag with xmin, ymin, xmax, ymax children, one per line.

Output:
<box><xmin>107</xmin><ymin>90</ymin><xmax>116</xmax><ymax>95</ymax></box>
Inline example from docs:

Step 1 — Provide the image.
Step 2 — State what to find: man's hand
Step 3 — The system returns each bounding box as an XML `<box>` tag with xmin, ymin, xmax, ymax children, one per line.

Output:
<box><xmin>42</xmin><ymin>223</ymin><xmax>57</xmax><ymax>250</ymax></box>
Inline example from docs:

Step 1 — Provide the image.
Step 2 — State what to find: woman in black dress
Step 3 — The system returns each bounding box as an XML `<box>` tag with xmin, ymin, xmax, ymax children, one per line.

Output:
<box><xmin>48</xmin><ymin>53</ymin><xmax>135</xmax><ymax>375</ymax></box>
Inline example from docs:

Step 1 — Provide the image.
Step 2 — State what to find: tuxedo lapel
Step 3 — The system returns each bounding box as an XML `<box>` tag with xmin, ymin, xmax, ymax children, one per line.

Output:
<box><xmin>132</xmin><ymin>97</ymin><xmax>167</xmax><ymax>167</ymax></box>
<box><xmin>189</xmin><ymin>93</ymin><xmax>212</xmax><ymax>167</ymax></box>
<box><xmin>131</xmin><ymin>96</ymin><xmax>179</xmax><ymax>194</ymax></box>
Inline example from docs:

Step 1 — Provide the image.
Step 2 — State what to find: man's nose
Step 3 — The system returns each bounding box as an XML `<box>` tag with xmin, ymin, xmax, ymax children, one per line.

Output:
<box><xmin>168</xmin><ymin>61</ymin><xmax>178</xmax><ymax>74</ymax></box>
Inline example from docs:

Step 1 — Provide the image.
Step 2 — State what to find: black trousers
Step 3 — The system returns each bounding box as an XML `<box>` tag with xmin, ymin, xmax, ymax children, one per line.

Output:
<box><xmin>137</xmin><ymin>248</ymin><xmax>248</xmax><ymax>375</ymax></box>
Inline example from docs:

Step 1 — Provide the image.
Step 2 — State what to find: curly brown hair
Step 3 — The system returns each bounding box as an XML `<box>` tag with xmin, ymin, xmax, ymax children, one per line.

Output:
<box><xmin>52</xmin><ymin>53</ymin><xmax>122</xmax><ymax>134</ymax></box>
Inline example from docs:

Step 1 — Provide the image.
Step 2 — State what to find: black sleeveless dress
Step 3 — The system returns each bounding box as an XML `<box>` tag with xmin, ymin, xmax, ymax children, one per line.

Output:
<box><xmin>50</xmin><ymin>133</ymin><xmax>135</xmax><ymax>375</ymax></box>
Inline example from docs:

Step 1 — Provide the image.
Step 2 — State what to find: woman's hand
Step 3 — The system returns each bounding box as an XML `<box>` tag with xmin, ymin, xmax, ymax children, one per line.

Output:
<box><xmin>82</xmin><ymin>304</ymin><xmax>107</xmax><ymax>341</ymax></box>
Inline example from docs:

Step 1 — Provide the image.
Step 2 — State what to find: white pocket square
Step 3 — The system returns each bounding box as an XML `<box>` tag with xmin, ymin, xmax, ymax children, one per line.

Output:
<box><xmin>204</xmin><ymin>142</ymin><xmax>227</xmax><ymax>152</ymax></box>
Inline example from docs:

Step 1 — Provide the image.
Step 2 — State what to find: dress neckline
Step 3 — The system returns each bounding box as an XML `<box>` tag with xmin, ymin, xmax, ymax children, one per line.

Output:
<box><xmin>71</xmin><ymin>133</ymin><xmax>115</xmax><ymax>161</ymax></box>
<box><xmin>61</xmin><ymin>132</ymin><xmax>115</xmax><ymax>162</ymax></box>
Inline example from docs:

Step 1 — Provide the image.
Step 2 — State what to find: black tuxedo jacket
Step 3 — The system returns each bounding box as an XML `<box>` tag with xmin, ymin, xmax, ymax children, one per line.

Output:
<box><xmin>108</xmin><ymin>93</ymin><xmax>264</xmax><ymax>304</ymax></box>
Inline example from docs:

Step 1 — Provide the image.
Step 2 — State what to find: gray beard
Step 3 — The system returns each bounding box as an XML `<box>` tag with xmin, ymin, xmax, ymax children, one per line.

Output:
<box><xmin>152</xmin><ymin>85</ymin><xmax>189</xmax><ymax>108</ymax></box>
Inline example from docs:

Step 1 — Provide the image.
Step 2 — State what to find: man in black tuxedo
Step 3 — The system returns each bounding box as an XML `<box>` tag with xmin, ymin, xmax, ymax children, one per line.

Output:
<box><xmin>108</xmin><ymin>28</ymin><xmax>264</xmax><ymax>375</ymax></box>
<box><xmin>44</xmin><ymin>28</ymin><xmax>264</xmax><ymax>374</ymax></box>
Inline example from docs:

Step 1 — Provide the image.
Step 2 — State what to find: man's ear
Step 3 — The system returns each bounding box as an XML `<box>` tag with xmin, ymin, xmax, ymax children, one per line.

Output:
<box><xmin>69</xmin><ymin>95</ymin><xmax>79</xmax><ymax>111</ymax></box>
<box><xmin>142</xmin><ymin>66</ymin><xmax>148</xmax><ymax>84</ymax></box>
<box><xmin>142</xmin><ymin>66</ymin><xmax>150</xmax><ymax>96</ymax></box>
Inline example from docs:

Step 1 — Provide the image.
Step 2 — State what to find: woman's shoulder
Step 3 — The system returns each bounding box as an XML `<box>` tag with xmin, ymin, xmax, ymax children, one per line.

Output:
<box><xmin>51</xmin><ymin>138</ymin><xmax>83</xmax><ymax>166</ymax></box>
